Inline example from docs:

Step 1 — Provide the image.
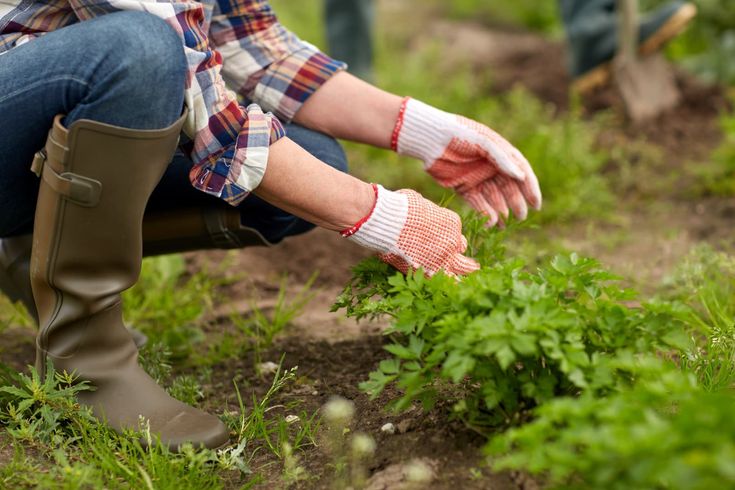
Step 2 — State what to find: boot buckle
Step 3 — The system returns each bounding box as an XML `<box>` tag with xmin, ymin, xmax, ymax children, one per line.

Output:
<box><xmin>45</xmin><ymin>167</ymin><xmax>102</xmax><ymax>207</ymax></box>
<box><xmin>31</xmin><ymin>150</ymin><xmax>47</xmax><ymax>177</ymax></box>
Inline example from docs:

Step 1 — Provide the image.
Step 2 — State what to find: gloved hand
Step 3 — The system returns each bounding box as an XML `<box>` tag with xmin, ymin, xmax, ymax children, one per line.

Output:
<box><xmin>342</xmin><ymin>184</ymin><xmax>480</xmax><ymax>277</ymax></box>
<box><xmin>392</xmin><ymin>97</ymin><xmax>542</xmax><ymax>227</ymax></box>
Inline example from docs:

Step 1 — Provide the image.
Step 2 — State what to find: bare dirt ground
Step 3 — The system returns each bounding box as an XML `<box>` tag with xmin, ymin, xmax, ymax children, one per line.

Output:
<box><xmin>0</xmin><ymin>18</ymin><xmax>732</xmax><ymax>490</ymax></box>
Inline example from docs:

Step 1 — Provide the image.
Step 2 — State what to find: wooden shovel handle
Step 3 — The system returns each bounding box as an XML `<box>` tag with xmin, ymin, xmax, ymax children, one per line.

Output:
<box><xmin>618</xmin><ymin>0</ymin><xmax>639</xmax><ymax>61</ymax></box>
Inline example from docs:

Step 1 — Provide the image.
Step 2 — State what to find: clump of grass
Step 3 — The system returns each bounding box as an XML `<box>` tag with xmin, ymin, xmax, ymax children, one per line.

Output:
<box><xmin>0</xmin><ymin>357</ymin><xmax>316</xmax><ymax>487</ymax></box>
<box><xmin>662</xmin><ymin>244</ymin><xmax>735</xmax><ymax>391</ymax></box>
<box><xmin>223</xmin><ymin>359</ymin><xmax>320</xmax><ymax>485</ymax></box>
<box><xmin>434</xmin><ymin>0</ymin><xmax>561</xmax><ymax>35</ymax></box>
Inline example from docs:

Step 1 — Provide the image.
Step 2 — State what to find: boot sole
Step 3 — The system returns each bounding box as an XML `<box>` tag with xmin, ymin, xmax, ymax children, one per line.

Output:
<box><xmin>571</xmin><ymin>2</ymin><xmax>697</xmax><ymax>94</ymax></box>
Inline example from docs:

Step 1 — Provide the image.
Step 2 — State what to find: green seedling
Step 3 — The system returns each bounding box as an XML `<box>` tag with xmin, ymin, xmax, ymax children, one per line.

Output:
<box><xmin>223</xmin><ymin>358</ymin><xmax>319</xmax><ymax>466</ymax></box>
<box><xmin>232</xmin><ymin>272</ymin><xmax>318</xmax><ymax>366</ymax></box>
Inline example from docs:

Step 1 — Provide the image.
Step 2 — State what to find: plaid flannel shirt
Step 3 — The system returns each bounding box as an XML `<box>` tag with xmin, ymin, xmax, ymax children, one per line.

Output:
<box><xmin>0</xmin><ymin>0</ymin><xmax>345</xmax><ymax>205</ymax></box>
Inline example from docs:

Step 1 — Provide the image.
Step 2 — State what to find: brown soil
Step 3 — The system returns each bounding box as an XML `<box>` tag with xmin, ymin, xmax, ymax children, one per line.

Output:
<box><xmin>0</xmin><ymin>17</ymin><xmax>732</xmax><ymax>490</ymax></box>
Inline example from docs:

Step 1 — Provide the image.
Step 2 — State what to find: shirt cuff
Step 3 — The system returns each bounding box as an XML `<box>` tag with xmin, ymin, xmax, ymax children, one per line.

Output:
<box><xmin>189</xmin><ymin>105</ymin><xmax>286</xmax><ymax>206</ymax></box>
<box><xmin>251</xmin><ymin>43</ymin><xmax>347</xmax><ymax>122</ymax></box>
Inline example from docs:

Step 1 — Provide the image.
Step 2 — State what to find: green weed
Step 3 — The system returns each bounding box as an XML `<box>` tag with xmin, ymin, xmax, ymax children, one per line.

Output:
<box><xmin>230</xmin><ymin>273</ymin><xmax>318</xmax><ymax>365</ymax></box>
<box><xmin>663</xmin><ymin>244</ymin><xmax>735</xmax><ymax>391</ymax></box>
<box><xmin>223</xmin><ymin>360</ymin><xmax>320</xmax><ymax>463</ymax></box>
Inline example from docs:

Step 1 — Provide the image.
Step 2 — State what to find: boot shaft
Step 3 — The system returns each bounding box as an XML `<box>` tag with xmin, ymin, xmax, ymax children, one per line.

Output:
<box><xmin>32</xmin><ymin>114</ymin><xmax>185</xmax><ymax>367</ymax></box>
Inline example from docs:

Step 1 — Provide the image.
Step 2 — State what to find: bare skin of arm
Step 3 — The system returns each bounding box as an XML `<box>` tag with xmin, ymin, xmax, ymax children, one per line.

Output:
<box><xmin>293</xmin><ymin>71</ymin><xmax>403</xmax><ymax>149</ymax></box>
<box><xmin>253</xmin><ymin>136</ymin><xmax>375</xmax><ymax>231</ymax></box>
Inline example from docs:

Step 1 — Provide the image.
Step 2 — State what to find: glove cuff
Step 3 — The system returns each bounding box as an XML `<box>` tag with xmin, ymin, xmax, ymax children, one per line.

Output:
<box><xmin>393</xmin><ymin>98</ymin><xmax>454</xmax><ymax>168</ymax></box>
<box><xmin>341</xmin><ymin>184</ymin><xmax>409</xmax><ymax>255</ymax></box>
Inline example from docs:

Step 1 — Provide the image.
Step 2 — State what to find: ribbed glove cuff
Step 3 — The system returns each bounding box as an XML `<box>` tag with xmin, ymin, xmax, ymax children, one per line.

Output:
<box><xmin>392</xmin><ymin>98</ymin><xmax>455</xmax><ymax>169</ymax></box>
<box><xmin>341</xmin><ymin>184</ymin><xmax>409</xmax><ymax>257</ymax></box>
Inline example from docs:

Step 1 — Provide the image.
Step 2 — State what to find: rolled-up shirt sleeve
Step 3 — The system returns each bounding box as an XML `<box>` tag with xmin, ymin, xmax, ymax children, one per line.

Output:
<box><xmin>68</xmin><ymin>0</ymin><xmax>285</xmax><ymax>206</ymax></box>
<box><xmin>209</xmin><ymin>0</ymin><xmax>346</xmax><ymax>122</ymax></box>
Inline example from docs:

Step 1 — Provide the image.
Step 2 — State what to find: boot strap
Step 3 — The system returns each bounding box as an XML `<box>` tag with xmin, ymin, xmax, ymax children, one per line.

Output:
<box><xmin>32</xmin><ymin>149</ymin><xmax>102</xmax><ymax>208</ymax></box>
<box><xmin>202</xmin><ymin>208</ymin><xmax>270</xmax><ymax>248</ymax></box>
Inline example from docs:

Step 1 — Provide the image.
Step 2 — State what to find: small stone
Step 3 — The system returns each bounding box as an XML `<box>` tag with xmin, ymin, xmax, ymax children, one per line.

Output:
<box><xmin>311</xmin><ymin>390</ymin><xmax>319</xmax><ymax>396</ymax></box>
<box><xmin>380</xmin><ymin>422</ymin><xmax>396</xmax><ymax>434</ymax></box>
<box><xmin>285</xmin><ymin>414</ymin><xmax>300</xmax><ymax>424</ymax></box>
<box><xmin>397</xmin><ymin>419</ymin><xmax>413</xmax><ymax>434</ymax></box>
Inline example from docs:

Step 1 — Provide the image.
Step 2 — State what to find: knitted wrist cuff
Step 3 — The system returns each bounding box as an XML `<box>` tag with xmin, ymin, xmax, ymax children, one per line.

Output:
<box><xmin>340</xmin><ymin>184</ymin><xmax>409</xmax><ymax>254</ymax></box>
<box><xmin>394</xmin><ymin>98</ymin><xmax>455</xmax><ymax>168</ymax></box>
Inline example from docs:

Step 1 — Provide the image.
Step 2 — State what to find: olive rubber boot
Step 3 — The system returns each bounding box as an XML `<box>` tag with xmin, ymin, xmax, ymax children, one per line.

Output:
<box><xmin>0</xmin><ymin>235</ymin><xmax>149</xmax><ymax>348</ymax></box>
<box><xmin>31</xmin><ymin>114</ymin><xmax>229</xmax><ymax>450</ymax></box>
<box><xmin>0</xmin><ymin>204</ymin><xmax>271</xmax><ymax>347</ymax></box>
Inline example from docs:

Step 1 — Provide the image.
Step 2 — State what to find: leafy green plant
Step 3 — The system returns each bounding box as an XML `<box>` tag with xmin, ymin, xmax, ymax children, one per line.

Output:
<box><xmin>0</xmin><ymin>363</ymin><xmax>93</xmax><ymax>445</ymax></box>
<box><xmin>489</xmin><ymin>364</ymin><xmax>735</xmax><ymax>490</ymax></box>
<box><xmin>335</xmin><ymin>216</ymin><xmax>690</xmax><ymax>428</ymax></box>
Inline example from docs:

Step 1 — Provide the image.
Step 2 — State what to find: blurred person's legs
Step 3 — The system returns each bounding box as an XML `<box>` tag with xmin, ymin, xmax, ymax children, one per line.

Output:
<box><xmin>560</xmin><ymin>0</ymin><xmax>697</xmax><ymax>92</ymax></box>
<box><xmin>0</xmin><ymin>11</ymin><xmax>229</xmax><ymax>450</ymax></box>
<box><xmin>325</xmin><ymin>0</ymin><xmax>374</xmax><ymax>80</ymax></box>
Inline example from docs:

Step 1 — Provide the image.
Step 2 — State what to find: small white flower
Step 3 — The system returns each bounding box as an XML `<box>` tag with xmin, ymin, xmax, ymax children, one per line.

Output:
<box><xmin>323</xmin><ymin>396</ymin><xmax>355</xmax><ymax>426</ymax></box>
<box><xmin>405</xmin><ymin>459</ymin><xmax>434</xmax><ymax>483</ymax></box>
<box><xmin>351</xmin><ymin>433</ymin><xmax>376</xmax><ymax>456</ymax></box>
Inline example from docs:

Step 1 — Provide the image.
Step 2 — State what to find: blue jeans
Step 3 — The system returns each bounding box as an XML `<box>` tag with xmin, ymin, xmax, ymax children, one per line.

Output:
<box><xmin>0</xmin><ymin>11</ymin><xmax>347</xmax><ymax>243</ymax></box>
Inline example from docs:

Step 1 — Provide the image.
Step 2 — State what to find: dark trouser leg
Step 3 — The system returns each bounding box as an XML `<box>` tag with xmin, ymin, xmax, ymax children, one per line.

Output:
<box><xmin>325</xmin><ymin>0</ymin><xmax>374</xmax><ymax>80</ymax></box>
<box><xmin>146</xmin><ymin>123</ymin><xmax>349</xmax><ymax>245</ymax></box>
<box><xmin>558</xmin><ymin>0</ymin><xmax>617</xmax><ymax>79</ymax></box>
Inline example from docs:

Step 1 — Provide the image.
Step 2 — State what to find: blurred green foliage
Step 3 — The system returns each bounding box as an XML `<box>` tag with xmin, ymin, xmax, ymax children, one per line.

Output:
<box><xmin>433</xmin><ymin>0</ymin><xmax>561</xmax><ymax>35</ymax></box>
<box><xmin>667</xmin><ymin>0</ymin><xmax>735</xmax><ymax>84</ymax></box>
<box><xmin>690</xmin><ymin>104</ymin><xmax>735</xmax><ymax>196</ymax></box>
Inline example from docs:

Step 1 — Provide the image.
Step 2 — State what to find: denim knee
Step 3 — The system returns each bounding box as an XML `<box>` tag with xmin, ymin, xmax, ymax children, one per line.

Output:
<box><xmin>111</xmin><ymin>12</ymin><xmax>187</xmax><ymax>91</ymax></box>
<box><xmin>67</xmin><ymin>12</ymin><xmax>187</xmax><ymax>128</ymax></box>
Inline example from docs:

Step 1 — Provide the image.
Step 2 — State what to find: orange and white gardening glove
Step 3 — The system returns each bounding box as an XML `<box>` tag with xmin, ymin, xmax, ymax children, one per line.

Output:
<box><xmin>392</xmin><ymin>97</ymin><xmax>542</xmax><ymax>227</ymax></box>
<box><xmin>342</xmin><ymin>184</ymin><xmax>480</xmax><ymax>277</ymax></box>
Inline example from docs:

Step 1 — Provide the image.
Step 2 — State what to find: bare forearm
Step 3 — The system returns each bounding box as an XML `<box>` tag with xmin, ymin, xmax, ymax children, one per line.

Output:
<box><xmin>293</xmin><ymin>71</ymin><xmax>403</xmax><ymax>149</ymax></box>
<box><xmin>253</xmin><ymin>137</ymin><xmax>375</xmax><ymax>231</ymax></box>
